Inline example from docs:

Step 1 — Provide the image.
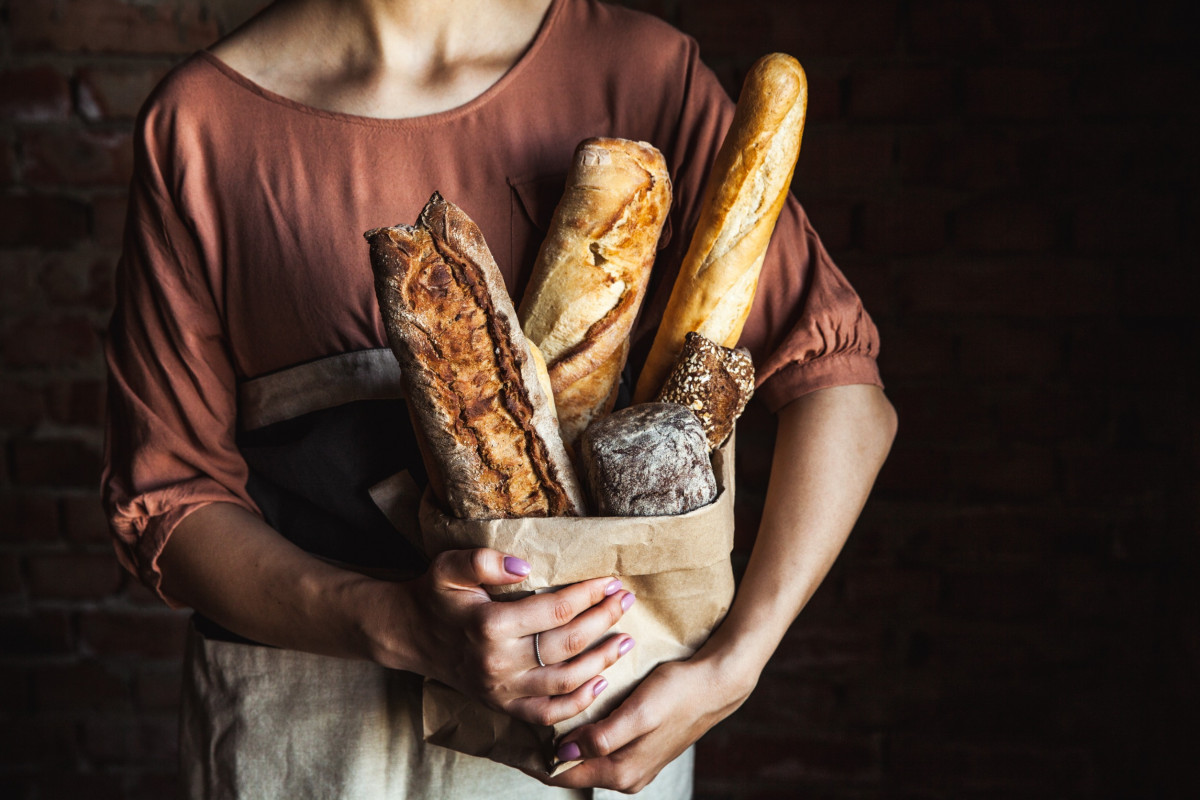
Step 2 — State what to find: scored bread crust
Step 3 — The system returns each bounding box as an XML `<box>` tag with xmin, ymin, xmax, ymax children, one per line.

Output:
<box><xmin>366</xmin><ymin>192</ymin><xmax>585</xmax><ymax>519</ymax></box>
<box><xmin>518</xmin><ymin>138</ymin><xmax>672</xmax><ymax>445</ymax></box>
<box><xmin>633</xmin><ymin>53</ymin><xmax>807</xmax><ymax>403</ymax></box>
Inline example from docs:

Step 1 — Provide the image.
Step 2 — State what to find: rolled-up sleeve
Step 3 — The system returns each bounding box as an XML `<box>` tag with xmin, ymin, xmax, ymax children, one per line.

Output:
<box><xmin>647</xmin><ymin>38</ymin><xmax>883</xmax><ymax>414</ymax></box>
<box><xmin>102</xmin><ymin>109</ymin><xmax>259</xmax><ymax>606</ymax></box>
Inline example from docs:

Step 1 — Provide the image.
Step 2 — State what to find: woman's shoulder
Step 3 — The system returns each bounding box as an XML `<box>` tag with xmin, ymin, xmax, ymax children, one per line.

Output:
<box><xmin>559</xmin><ymin>0</ymin><xmax>698</xmax><ymax>66</ymax></box>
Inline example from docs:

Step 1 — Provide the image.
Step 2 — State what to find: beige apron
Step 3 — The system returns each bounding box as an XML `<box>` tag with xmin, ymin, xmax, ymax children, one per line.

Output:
<box><xmin>178</xmin><ymin>350</ymin><xmax>694</xmax><ymax>799</ymax></box>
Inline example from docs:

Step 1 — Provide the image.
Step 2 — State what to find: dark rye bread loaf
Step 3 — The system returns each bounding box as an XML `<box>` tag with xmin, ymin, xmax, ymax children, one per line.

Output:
<box><xmin>366</xmin><ymin>193</ymin><xmax>585</xmax><ymax>519</ymax></box>
<box><xmin>579</xmin><ymin>403</ymin><xmax>717</xmax><ymax>517</ymax></box>
<box><xmin>655</xmin><ymin>332</ymin><xmax>755</xmax><ymax>451</ymax></box>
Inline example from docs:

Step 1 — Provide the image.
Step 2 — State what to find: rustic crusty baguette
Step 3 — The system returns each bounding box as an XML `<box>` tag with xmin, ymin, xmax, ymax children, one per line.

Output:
<box><xmin>633</xmin><ymin>53</ymin><xmax>807</xmax><ymax>403</ymax></box>
<box><xmin>518</xmin><ymin>138</ymin><xmax>671</xmax><ymax>445</ymax></box>
<box><xmin>366</xmin><ymin>192</ymin><xmax>585</xmax><ymax>519</ymax></box>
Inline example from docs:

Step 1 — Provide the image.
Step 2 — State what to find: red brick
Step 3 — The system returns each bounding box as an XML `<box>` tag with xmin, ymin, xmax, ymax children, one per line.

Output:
<box><xmin>844</xmin><ymin>566</ymin><xmax>940</xmax><ymax>615</ymax></box>
<box><xmin>887</xmin><ymin>384</ymin><xmax>995</xmax><ymax>446</ymax></box>
<box><xmin>1074</xmin><ymin>193</ymin><xmax>1178</xmax><ymax>256</ymax></box>
<box><xmin>873</xmin><ymin>322</ymin><xmax>956</xmax><ymax>379</ymax></box>
<box><xmin>75</xmin><ymin>63</ymin><xmax>171</xmax><ymax>120</ymax></box>
<box><xmin>45</xmin><ymin>378</ymin><xmax>107</xmax><ymax>427</ymax></box>
<box><xmin>947</xmin><ymin>445</ymin><xmax>1058</xmax><ymax>499</ymax></box>
<box><xmin>10</xmin><ymin>436</ymin><xmax>103</xmax><ymax>488</ymax></box>
<box><xmin>126</xmin><ymin>772</ymin><xmax>185</xmax><ymax>800</ymax></box>
<box><xmin>0</xmin><ymin>65</ymin><xmax>72</xmax><ymax>122</ymax></box>
<box><xmin>0</xmin><ymin>139</ymin><xmax>14</xmax><ymax>183</ymax></box>
<box><xmin>63</xmin><ymin>493</ymin><xmax>112</xmax><ymax>544</ymax></box>
<box><xmin>873</xmin><ymin>446</ymin><xmax>950</xmax><ymax>497</ymax></box>
<box><xmin>80</xmin><ymin>715</ymin><xmax>178</xmax><ymax>764</ymax></box>
<box><xmin>734</xmin><ymin>675</ymin><xmax>840</xmax><ymax>728</ymax></box>
<box><xmin>697</xmin><ymin>729</ymin><xmax>879</xmax><ymax>780</ymax></box>
<box><xmin>1117</xmin><ymin>259</ymin><xmax>1198</xmax><ymax>319</ymax></box>
<box><xmin>0</xmin><ymin>553</ymin><xmax>23</xmax><ymax>598</ymax></box>
<box><xmin>0</xmin><ymin>610</ymin><xmax>73</xmax><ymax>655</ymax></box>
<box><xmin>898</xmin><ymin>130</ymin><xmax>1023</xmax><ymax>190</ymax></box>
<box><xmin>91</xmin><ymin>193</ymin><xmax>129</xmax><ymax>248</ymax></box>
<box><xmin>0</xmin><ymin>193</ymin><xmax>90</xmax><ymax>248</ymax></box>
<box><xmin>849</xmin><ymin>67</ymin><xmax>954</xmax><ymax>121</ymax></box>
<box><xmin>899</xmin><ymin>256</ymin><xmax>1116</xmax><ymax>317</ymax></box>
<box><xmin>955</xmin><ymin>199</ymin><xmax>1059</xmax><ymax>253</ymax></box>
<box><xmin>34</xmin><ymin>660</ymin><xmax>131</xmax><ymax>712</ymax></box>
<box><xmin>768</xmin><ymin>0</ymin><xmax>900</xmax><ymax>59</ymax></box>
<box><xmin>862</xmin><ymin>196</ymin><xmax>949</xmax><ymax>255</ymax></box>
<box><xmin>0</xmin><ymin>492</ymin><xmax>60</xmax><ymax>543</ymax></box>
<box><xmin>134</xmin><ymin>663</ymin><xmax>183</xmax><ymax>710</ymax></box>
<box><xmin>36</xmin><ymin>252</ymin><xmax>116</xmax><ymax>308</ymax></box>
<box><xmin>1077</xmin><ymin>64</ymin><xmax>1197</xmax><ymax>120</ymax></box>
<box><xmin>681</xmin><ymin>0</ymin><xmax>899</xmax><ymax>60</ymax></box>
<box><xmin>27</xmin><ymin>552</ymin><xmax>122</xmax><ymax>600</ymax></box>
<box><xmin>964</xmin><ymin>67</ymin><xmax>1072</xmax><ymax>120</ymax></box>
<box><xmin>995</xmin><ymin>385</ymin><xmax>1109</xmax><ymax>444</ymax></box>
<box><xmin>804</xmin><ymin>70</ymin><xmax>844</xmax><ymax>123</ymax></box>
<box><xmin>799</xmin><ymin>197</ymin><xmax>855</xmax><ymax>253</ymax></box>
<box><xmin>958</xmin><ymin>322</ymin><xmax>1063</xmax><ymax>379</ymax></box>
<box><xmin>79</xmin><ymin>609</ymin><xmax>189</xmax><ymax>658</ymax></box>
<box><xmin>910</xmin><ymin>0</ymin><xmax>1002</xmax><ymax>53</ymax></box>
<box><xmin>24</xmin><ymin>774</ymin><xmax>123</xmax><ymax>800</ymax></box>
<box><xmin>20</xmin><ymin>128</ymin><xmax>134</xmax><ymax>187</ymax></box>
<box><xmin>796</xmin><ymin>129</ymin><xmax>893</xmax><ymax>190</ymax></box>
<box><xmin>10</xmin><ymin>0</ymin><xmax>221</xmax><ymax>56</ymax></box>
<box><xmin>941</xmin><ymin>566</ymin><xmax>1055</xmax><ymax>620</ymax></box>
<box><xmin>2</xmin><ymin>315</ymin><xmax>100</xmax><ymax>369</ymax></box>
<box><xmin>0</xmin><ymin>380</ymin><xmax>46</xmax><ymax>429</ymax></box>
<box><xmin>774</xmin><ymin>625</ymin><xmax>884</xmax><ymax>669</ymax></box>
<box><xmin>1001</xmin><ymin>0</ymin><xmax>1121</xmax><ymax>51</ymax></box>
<box><xmin>0</xmin><ymin>717</ymin><xmax>79</xmax><ymax>767</ymax></box>
<box><xmin>1068</xmin><ymin>321</ymin><xmax>1188</xmax><ymax>384</ymax></box>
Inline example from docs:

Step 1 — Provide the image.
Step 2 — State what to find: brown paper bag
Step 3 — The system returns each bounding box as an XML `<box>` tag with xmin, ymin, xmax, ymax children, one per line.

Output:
<box><xmin>415</xmin><ymin>437</ymin><xmax>737</xmax><ymax>776</ymax></box>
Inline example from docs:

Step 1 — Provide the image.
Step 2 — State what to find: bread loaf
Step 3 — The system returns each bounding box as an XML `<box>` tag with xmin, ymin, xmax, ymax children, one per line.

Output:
<box><xmin>519</xmin><ymin>138</ymin><xmax>672</xmax><ymax>445</ymax></box>
<box><xmin>655</xmin><ymin>332</ymin><xmax>754</xmax><ymax>451</ymax></box>
<box><xmin>366</xmin><ymin>192</ymin><xmax>585</xmax><ymax>519</ymax></box>
<box><xmin>634</xmin><ymin>53</ymin><xmax>807</xmax><ymax>402</ymax></box>
<box><xmin>579</xmin><ymin>403</ymin><xmax>717</xmax><ymax>517</ymax></box>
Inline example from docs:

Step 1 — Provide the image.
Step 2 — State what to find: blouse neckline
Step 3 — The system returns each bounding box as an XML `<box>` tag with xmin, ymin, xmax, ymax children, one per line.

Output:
<box><xmin>196</xmin><ymin>0</ymin><xmax>564</xmax><ymax>130</ymax></box>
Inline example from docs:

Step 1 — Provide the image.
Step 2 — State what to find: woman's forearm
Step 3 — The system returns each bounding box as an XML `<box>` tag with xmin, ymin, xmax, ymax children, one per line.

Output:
<box><xmin>704</xmin><ymin>384</ymin><xmax>897</xmax><ymax>688</ymax></box>
<box><xmin>160</xmin><ymin>503</ymin><xmax>404</xmax><ymax>664</ymax></box>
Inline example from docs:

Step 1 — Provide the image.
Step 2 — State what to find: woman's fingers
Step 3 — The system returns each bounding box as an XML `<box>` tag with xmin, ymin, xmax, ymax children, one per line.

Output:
<box><xmin>504</xmin><ymin>575</ymin><xmax>627</xmax><ymax>638</ymax></box>
<box><xmin>507</xmin><ymin>674</ymin><xmax>611</xmax><ymax>727</ymax></box>
<box><xmin>428</xmin><ymin>548</ymin><xmax>531</xmax><ymax>592</ymax></box>
<box><xmin>534</xmin><ymin>588</ymin><xmax>636</xmax><ymax>666</ymax></box>
<box><xmin>522</xmin><ymin>633</ymin><xmax>635</xmax><ymax>699</ymax></box>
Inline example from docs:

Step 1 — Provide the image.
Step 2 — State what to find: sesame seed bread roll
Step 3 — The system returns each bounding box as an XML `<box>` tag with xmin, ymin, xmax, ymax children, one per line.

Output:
<box><xmin>518</xmin><ymin>138</ymin><xmax>672</xmax><ymax>446</ymax></box>
<box><xmin>633</xmin><ymin>53</ymin><xmax>807</xmax><ymax>403</ymax></box>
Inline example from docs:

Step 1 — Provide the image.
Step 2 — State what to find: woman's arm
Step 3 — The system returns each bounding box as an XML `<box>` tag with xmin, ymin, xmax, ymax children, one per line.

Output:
<box><xmin>546</xmin><ymin>383</ymin><xmax>897</xmax><ymax>792</ymax></box>
<box><xmin>161</xmin><ymin>506</ymin><xmax>637</xmax><ymax>725</ymax></box>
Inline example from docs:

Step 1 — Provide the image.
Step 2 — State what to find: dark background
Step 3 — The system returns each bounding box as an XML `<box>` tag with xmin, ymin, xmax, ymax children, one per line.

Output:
<box><xmin>1</xmin><ymin>0</ymin><xmax>1196</xmax><ymax>797</ymax></box>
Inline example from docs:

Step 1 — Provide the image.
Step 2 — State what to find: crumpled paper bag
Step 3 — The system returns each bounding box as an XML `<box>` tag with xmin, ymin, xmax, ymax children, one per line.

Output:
<box><xmin>413</xmin><ymin>437</ymin><xmax>736</xmax><ymax>776</ymax></box>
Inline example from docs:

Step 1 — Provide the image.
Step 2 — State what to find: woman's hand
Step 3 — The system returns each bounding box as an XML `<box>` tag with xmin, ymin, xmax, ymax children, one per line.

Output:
<box><xmin>539</xmin><ymin>652</ymin><xmax>752</xmax><ymax>793</ymax></box>
<box><xmin>370</xmin><ymin>548</ymin><xmax>637</xmax><ymax>727</ymax></box>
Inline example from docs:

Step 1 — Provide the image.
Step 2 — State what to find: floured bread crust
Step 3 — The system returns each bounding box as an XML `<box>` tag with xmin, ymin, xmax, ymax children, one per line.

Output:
<box><xmin>519</xmin><ymin>138</ymin><xmax>672</xmax><ymax>445</ymax></box>
<box><xmin>366</xmin><ymin>193</ymin><xmax>585</xmax><ymax>519</ymax></box>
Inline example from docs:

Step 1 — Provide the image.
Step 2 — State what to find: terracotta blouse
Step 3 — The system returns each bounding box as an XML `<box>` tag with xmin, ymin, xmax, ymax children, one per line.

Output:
<box><xmin>102</xmin><ymin>0</ymin><xmax>882</xmax><ymax>599</ymax></box>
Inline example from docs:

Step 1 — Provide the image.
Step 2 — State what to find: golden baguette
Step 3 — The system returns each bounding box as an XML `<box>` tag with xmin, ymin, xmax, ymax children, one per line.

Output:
<box><xmin>633</xmin><ymin>53</ymin><xmax>807</xmax><ymax>403</ymax></box>
<box><xmin>519</xmin><ymin>138</ymin><xmax>671</xmax><ymax>445</ymax></box>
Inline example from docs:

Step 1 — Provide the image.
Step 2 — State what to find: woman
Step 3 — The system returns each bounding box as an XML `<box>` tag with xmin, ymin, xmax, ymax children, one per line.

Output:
<box><xmin>102</xmin><ymin>0</ymin><xmax>896</xmax><ymax>796</ymax></box>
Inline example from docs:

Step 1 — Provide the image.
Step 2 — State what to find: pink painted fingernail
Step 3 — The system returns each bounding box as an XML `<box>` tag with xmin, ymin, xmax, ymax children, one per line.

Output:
<box><xmin>557</xmin><ymin>741</ymin><xmax>582</xmax><ymax>762</ymax></box>
<box><xmin>605</xmin><ymin>579</ymin><xmax>622</xmax><ymax>596</ymax></box>
<box><xmin>621</xmin><ymin>592</ymin><xmax>636</xmax><ymax>611</ymax></box>
<box><xmin>618</xmin><ymin>636</ymin><xmax>636</xmax><ymax>656</ymax></box>
<box><xmin>593</xmin><ymin>678</ymin><xmax>609</xmax><ymax>697</ymax></box>
<box><xmin>504</xmin><ymin>556</ymin><xmax>531</xmax><ymax>576</ymax></box>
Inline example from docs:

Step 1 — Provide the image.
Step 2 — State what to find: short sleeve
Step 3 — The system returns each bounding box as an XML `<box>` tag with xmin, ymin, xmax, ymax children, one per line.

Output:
<box><xmin>101</xmin><ymin>107</ymin><xmax>259</xmax><ymax>605</ymax></box>
<box><xmin>639</xmin><ymin>38</ymin><xmax>883</xmax><ymax>413</ymax></box>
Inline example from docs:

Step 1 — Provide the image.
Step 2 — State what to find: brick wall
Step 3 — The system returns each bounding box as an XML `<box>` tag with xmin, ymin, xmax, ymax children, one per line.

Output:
<box><xmin>1</xmin><ymin>0</ymin><xmax>1196</xmax><ymax>797</ymax></box>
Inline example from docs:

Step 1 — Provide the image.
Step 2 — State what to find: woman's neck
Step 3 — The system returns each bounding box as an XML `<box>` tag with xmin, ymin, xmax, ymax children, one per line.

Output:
<box><xmin>210</xmin><ymin>0</ymin><xmax>555</xmax><ymax>118</ymax></box>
